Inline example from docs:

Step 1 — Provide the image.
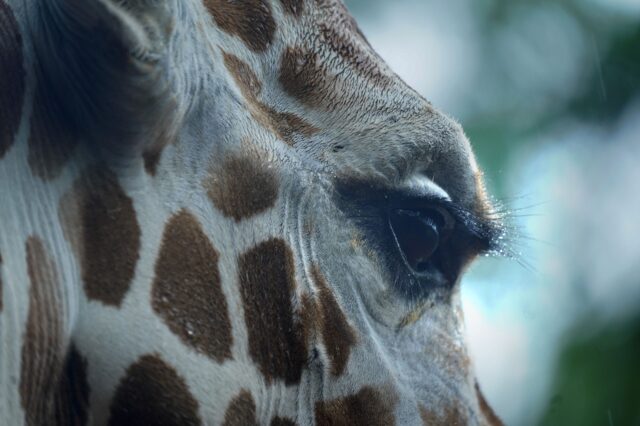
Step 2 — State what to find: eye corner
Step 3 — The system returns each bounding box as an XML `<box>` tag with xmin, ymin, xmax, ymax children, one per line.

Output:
<box><xmin>445</xmin><ymin>202</ymin><xmax>507</xmax><ymax>253</ymax></box>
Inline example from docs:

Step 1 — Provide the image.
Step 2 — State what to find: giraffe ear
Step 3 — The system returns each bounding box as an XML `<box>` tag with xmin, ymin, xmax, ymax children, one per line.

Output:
<box><xmin>35</xmin><ymin>0</ymin><xmax>180</xmax><ymax>156</ymax></box>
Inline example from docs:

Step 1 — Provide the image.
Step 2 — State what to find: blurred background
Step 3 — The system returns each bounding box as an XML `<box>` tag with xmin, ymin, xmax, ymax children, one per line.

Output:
<box><xmin>344</xmin><ymin>0</ymin><xmax>640</xmax><ymax>424</ymax></box>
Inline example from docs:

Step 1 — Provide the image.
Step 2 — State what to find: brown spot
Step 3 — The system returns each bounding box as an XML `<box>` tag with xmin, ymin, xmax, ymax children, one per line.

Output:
<box><xmin>311</xmin><ymin>265</ymin><xmax>357</xmax><ymax>377</ymax></box>
<box><xmin>280</xmin><ymin>0</ymin><xmax>304</xmax><ymax>17</ymax></box>
<box><xmin>315</xmin><ymin>386</ymin><xmax>396</xmax><ymax>426</ymax></box>
<box><xmin>27</xmin><ymin>81</ymin><xmax>78</xmax><ymax>180</ymax></box>
<box><xmin>142</xmin><ymin>110</ymin><xmax>177</xmax><ymax>176</ymax></box>
<box><xmin>423</xmin><ymin>332</ymin><xmax>471</xmax><ymax>379</ymax></box>
<box><xmin>0</xmin><ymin>1</ymin><xmax>25</xmax><ymax>159</ymax></box>
<box><xmin>59</xmin><ymin>167</ymin><xmax>141</xmax><ymax>307</ymax></box>
<box><xmin>204</xmin><ymin>0</ymin><xmax>275</xmax><ymax>52</ymax></box>
<box><xmin>142</xmin><ymin>148</ymin><xmax>162</xmax><ymax>175</ymax></box>
<box><xmin>271</xmin><ymin>417</ymin><xmax>297</xmax><ymax>426</ymax></box>
<box><xmin>442</xmin><ymin>404</ymin><xmax>468</xmax><ymax>426</ymax></box>
<box><xmin>315</xmin><ymin>0</ymin><xmax>370</xmax><ymax>47</ymax></box>
<box><xmin>54</xmin><ymin>344</ymin><xmax>91</xmax><ymax>426</ymax></box>
<box><xmin>205</xmin><ymin>154</ymin><xmax>279</xmax><ymax>222</ymax></box>
<box><xmin>314</xmin><ymin>0</ymin><xmax>358</xmax><ymax>28</ymax></box>
<box><xmin>222</xmin><ymin>50</ymin><xmax>319</xmax><ymax>145</ymax></box>
<box><xmin>142</xmin><ymin>135</ymin><xmax>173</xmax><ymax>176</ymax></box>
<box><xmin>278</xmin><ymin>6</ymin><xmax>391</xmax><ymax>109</ymax></box>
<box><xmin>299</xmin><ymin>293</ymin><xmax>319</xmax><ymax>353</ymax></box>
<box><xmin>318</xmin><ymin>23</ymin><xmax>391</xmax><ymax>87</ymax></box>
<box><xmin>109</xmin><ymin>354</ymin><xmax>202</xmax><ymax>426</ymax></box>
<box><xmin>262</xmin><ymin>107</ymin><xmax>319</xmax><ymax>145</ymax></box>
<box><xmin>238</xmin><ymin>238</ymin><xmax>307</xmax><ymax>384</ymax></box>
<box><xmin>21</xmin><ymin>236</ymin><xmax>66</xmax><ymax>425</ymax></box>
<box><xmin>222</xmin><ymin>51</ymin><xmax>263</xmax><ymax>99</ymax></box>
<box><xmin>152</xmin><ymin>209</ymin><xmax>232</xmax><ymax>362</ymax></box>
<box><xmin>279</xmin><ymin>46</ymin><xmax>327</xmax><ymax>108</ymax></box>
<box><xmin>398</xmin><ymin>303</ymin><xmax>428</xmax><ymax>328</ymax></box>
<box><xmin>419</xmin><ymin>405</ymin><xmax>437</xmax><ymax>426</ymax></box>
<box><xmin>419</xmin><ymin>403</ymin><xmax>467</xmax><ymax>426</ymax></box>
<box><xmin>475</xmin><ymin>381</ymin><xmax>503</xmax><ymax>426</ymax></box>
<box><xmin>222</xmin><ymin>389</ymin><xmax>258</xmax><ymax>426</ymax></box>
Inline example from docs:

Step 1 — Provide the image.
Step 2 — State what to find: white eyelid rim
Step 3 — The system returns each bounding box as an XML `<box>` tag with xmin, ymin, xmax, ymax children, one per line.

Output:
<box><xmin>405</xmin><ymin>175</ymin><xmax>451</xmax><ymax>202</ymax></box>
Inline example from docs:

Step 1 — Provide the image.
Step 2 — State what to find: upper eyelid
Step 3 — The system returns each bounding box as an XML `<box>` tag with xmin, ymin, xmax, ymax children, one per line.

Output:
<box><xmin>338</xmin><ymin>185</ymin><xmax>502</xmax><ymax>255</ymax></box>
<box><xmin>335</xmin><ymin>179</ymin><xmax>501</xmax><ymax>246</ymax></box>
<box><xmin>397</xmin><ymin>195</ymin><xmax>496</xmax><ymax>243</ymax></box>
<box><xmin>403</xmin><ymin>175</ymin><xmax>451</xmax><ymax>202</ymax></box>
<box><xmin>439</xmin><ymin>199</ymin><xmax>502</xmax><ymax>249</ymax></box>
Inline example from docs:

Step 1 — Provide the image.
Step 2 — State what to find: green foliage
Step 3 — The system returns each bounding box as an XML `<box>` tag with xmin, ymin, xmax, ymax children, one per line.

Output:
<box><xmin>538</xmin><ymin>313</ymin><xmax>640</xmax><ymax>426</ymax></box>
<box><xmin>570</xmin><ymin>24</ymin><xmax>640</xmax><ymax>124</ymax></box>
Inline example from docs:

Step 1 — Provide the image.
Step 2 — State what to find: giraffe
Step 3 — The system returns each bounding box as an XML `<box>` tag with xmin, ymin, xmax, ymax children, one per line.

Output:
<box><xmin>0</xmin><ymin>0</ymin><xmax>506</xmax><ymax>424</ymax></box>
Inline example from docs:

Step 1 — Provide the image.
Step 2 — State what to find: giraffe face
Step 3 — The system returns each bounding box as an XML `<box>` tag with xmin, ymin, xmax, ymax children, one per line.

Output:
<box><xmin>173</xmin><ymin>0</ymin><xmax>500</xmax><ymax>421</ymax></box>
<box><xmin>1</xmin><ymin>0</ymin><xmax>502</xmax><ymax>423</ymax></box>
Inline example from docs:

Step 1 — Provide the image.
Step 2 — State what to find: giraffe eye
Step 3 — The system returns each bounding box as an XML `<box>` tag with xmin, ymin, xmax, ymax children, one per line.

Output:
<box><xmin>388</xmin><ymin>208</ymin><xmax>453</xmax><ymax>275</ymax></box>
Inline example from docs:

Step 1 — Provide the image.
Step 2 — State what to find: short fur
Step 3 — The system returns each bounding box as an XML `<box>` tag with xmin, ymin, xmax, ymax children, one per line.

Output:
<box><xmin>0</xmin><ymin>0</ymin><xmax>501</xmax><ymax>424</ymax></box>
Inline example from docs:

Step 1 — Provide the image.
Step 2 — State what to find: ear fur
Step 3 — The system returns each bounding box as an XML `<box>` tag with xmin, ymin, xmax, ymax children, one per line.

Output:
<box><xmin>35</xmin><ymin>0</ymin><xmax>179</xmax><ymax>155</ymax></box>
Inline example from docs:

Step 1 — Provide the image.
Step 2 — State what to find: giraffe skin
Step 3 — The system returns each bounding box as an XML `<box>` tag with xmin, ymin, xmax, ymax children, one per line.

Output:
<box><xmin>0</xmin><ymin>0</ymin><xmax>504</xmax><ymax>424</ymax></box>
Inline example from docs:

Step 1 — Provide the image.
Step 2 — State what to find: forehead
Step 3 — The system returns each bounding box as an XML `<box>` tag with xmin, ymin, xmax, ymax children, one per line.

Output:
<box><xmin>195</xmin><ymin>0</ymin><xmax>489</xmax><ymax>216</ymax></box>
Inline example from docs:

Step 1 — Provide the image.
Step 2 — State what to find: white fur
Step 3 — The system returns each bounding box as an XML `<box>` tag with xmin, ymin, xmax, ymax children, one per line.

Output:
<box><xmin>0</xmin><ymin>0</ymin><xmax>494</xmax><ymax>424</ymax></box>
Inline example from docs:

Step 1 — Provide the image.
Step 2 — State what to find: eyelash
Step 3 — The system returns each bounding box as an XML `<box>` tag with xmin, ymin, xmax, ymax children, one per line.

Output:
<box><xmin>350</xmin><ymin>201</ymin><xmax>500</xmax><ymax>260</ymax></box>
<box><xmin>334</xmin><ymin>180</ymin><xmax>502</xmax><ymax>253</ymax></box>
<box><xmin>437</xmin><ymin>200</ymin><xmax>501</xmax><ymax>251</ymax></box>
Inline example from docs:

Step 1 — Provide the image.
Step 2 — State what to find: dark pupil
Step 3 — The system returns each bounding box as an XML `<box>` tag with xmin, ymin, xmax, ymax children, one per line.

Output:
<box><xmin>389</xmin><ymin>209</ymin><xmax>441</xmax><ymax>273</ymax></box>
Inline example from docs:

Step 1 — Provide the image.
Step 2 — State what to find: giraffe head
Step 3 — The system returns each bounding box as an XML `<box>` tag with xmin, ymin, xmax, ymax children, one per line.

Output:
<box><xmin>1</xmin><ymin>0</ymin><xmax>503</xmax><ymax>424</ymax></box>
